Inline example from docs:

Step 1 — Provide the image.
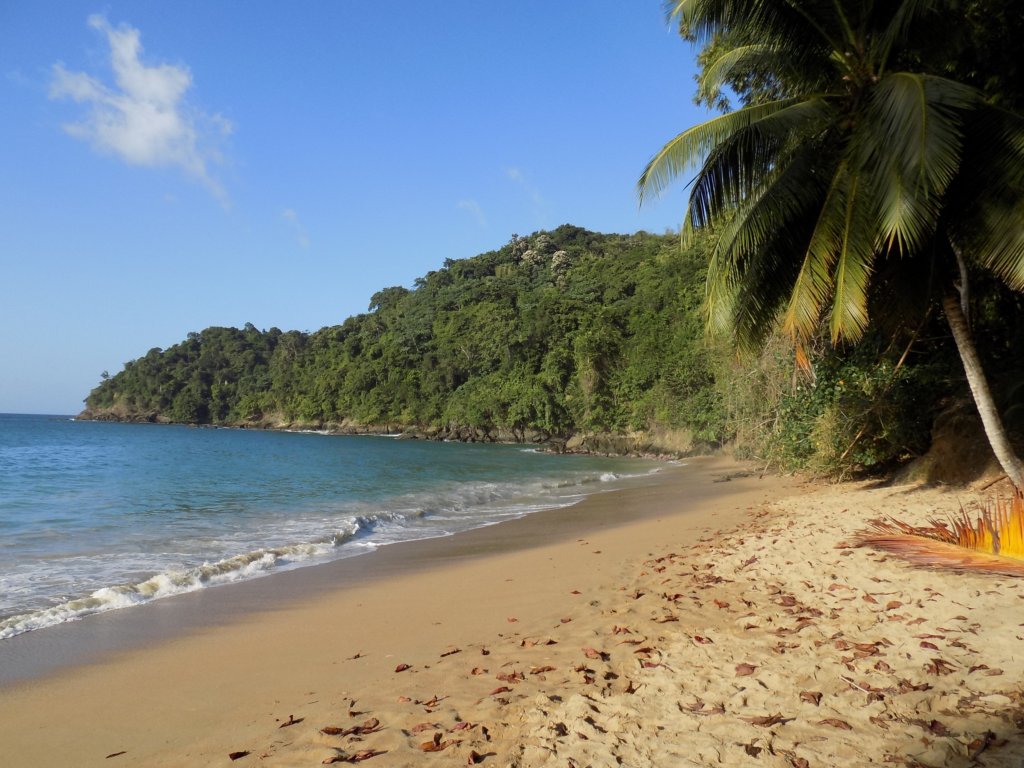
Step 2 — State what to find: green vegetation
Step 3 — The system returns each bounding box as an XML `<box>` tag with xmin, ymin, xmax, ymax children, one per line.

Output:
<box><xmin>85</xmin><ymin>227</ymin><xmax>730</xmax><ymax>449</ymax></box>
<box><xmin>640</xmin><ymin>0</ymin><xmax>1024</xmax><ymax>483</ymax></box>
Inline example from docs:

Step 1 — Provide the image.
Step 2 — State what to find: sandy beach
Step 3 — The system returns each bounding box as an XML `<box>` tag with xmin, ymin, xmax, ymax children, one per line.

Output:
<box><xmin>1</xmin><ymin>456</ymin><xmax>1021</xmax><ymax>767</ymax></box>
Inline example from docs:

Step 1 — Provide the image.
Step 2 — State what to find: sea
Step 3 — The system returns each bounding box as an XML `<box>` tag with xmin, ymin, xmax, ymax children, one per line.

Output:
<box><xmin>0</xmin><ymin>413</ymin><xmax>656</xmax><ymax>641</ymax></box>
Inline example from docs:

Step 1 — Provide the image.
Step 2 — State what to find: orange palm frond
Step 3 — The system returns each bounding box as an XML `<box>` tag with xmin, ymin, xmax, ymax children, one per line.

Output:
<box><xmin>854</xmin><ymin>493</ymin><xmax>1024</xmax><ymax>576</ymax></box>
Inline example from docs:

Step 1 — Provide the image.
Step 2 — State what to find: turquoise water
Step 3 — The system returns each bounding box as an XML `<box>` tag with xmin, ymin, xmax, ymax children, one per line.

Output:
<box><xmin>0</xmin><ymin>414</ymin><xmax>653</xmax><ymax>639</ymax></box>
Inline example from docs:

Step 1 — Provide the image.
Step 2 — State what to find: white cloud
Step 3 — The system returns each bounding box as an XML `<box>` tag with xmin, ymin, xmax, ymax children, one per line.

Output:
<box><xmin>282</xmin><ymin>208</ymin><xmax>310</xmax><ymax>248</ymax></box>
<box><xmin>505</xmin><ymin>166</ymin><xmax>547</xmax><ymax>220</ymax></box>
<box><xmin>49</xmin><ymin>15</ymin><xmax>230</xmax><ymax>200</ymax></box>
<box><xmin>456</xmin><ymin>198</ymin><xmax>487</xmax><ymax>227</ymax></box>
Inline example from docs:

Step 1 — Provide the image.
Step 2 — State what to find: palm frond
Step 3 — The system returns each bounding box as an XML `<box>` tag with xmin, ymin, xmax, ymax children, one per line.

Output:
<box><xmin>683</xmin><ymin>97</ymin><xmax>835</xmax><ymax>228</ymax></box>
<box><xmin>855</xmin><ymin>494</ymin><xmax>1024</xmax><ymax>577</ymax></box>
<box><xmin>872</xmin><ymin>0</ymin><xmax>940</xmax><ymax>72</ymax></box>
<box><xmin>638</xmin><ymin>98</ymin><xmax>802</xmax><ymax>205</ymax></box>
<box><xmin>703</xmin><ymin>141</ymin><xmax>834</xmax><ymax>344</ymax></box>
<box><xmin>947</xmin><ymin>105</ymin><xmax>1024</xmax><ymax>289</ymax></box>
<box><xmin>828</xmin><ymin>173</ymin><xmax>876</xmax><ymax>342</ymax></box>
<box><xmin>697</xmin><ymin>43</ymin><xmax>781</xmax><ymax>97</ymax></box>
<box><xmin>860</xmin><ymin>73</ymin><xmax>978</xmax><ymax>253</ymax></box>
<box><xmin>782</xmin><ymin>161</ymin><xmax>851</xmax><ymax>341</ymax></box>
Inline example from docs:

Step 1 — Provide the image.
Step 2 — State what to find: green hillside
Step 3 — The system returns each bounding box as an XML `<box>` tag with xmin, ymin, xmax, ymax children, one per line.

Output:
<box><xmin>83</xmin><ymin>226</ymin><xmax>726</xmax><ymax>449</ymax></box>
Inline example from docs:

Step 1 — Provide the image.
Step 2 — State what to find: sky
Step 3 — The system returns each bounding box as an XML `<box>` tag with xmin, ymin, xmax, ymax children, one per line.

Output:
<box><xmin>0</xmin><ymin>2</ymin><xmax>709</xmax><ymax>415</ymax></box>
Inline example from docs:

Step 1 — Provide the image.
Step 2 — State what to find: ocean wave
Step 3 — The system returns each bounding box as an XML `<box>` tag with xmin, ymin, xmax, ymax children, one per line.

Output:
<box><xmin>0</xmin><ymin>524</ymin><xmax>365</xmax><ymax>640</ymax></box>
<box><xmin>1</xmin><ymin>461</ymin><xmax>661</xmax><ymax>640</ymax></box>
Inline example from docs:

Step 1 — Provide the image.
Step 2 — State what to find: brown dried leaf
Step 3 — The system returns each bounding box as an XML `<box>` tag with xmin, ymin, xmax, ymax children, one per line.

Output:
<box><xmin>411</xmin><ymin>722</ymin><xmax>440</xmax><ymax>734</ymax></box>
<box><xmin>419</xmin><ymin>732</ymin><xmax>452</xmax><ymax>753</ymax></box>
<box><xmin>819</xmin><ymin>718</ymin><xmax>853</xmax><ymax>730</ymax></box>
<box><xmin>106</xmin><ymin>752</ymin><xmax>128</xmax><ymax>760</ymax></box>
<box><xmin>583</xmin><ymin>647</ymin><xmax>609</xmax><ymax>661</ymax></box>
<box><xmin>746</xmin><ymin>713</ymin><xmax>790</xmax><ymax>727</ymax></box>
<box><xmin>735</xmin><ymin>663</ymin><xmax>757</xmax><ymax>677</ymax></box>
<box><xmin>799</xmin><ymin>691</ymin><xmax>822</xmax><ymax>706</ymax></box>
<box><xmin>394</xmin><ymin>663</ymin><xmax>411</xmax><ymax>673</ymax></box>
<box><xmin>228</xmin><ymin>752</ymin><xmax>249</xmax><ymax>762</ymax></box>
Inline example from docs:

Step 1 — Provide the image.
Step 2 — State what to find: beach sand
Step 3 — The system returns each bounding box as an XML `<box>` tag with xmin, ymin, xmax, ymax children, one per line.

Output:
<box><xmin>1</xmin><ymin>457</ymin><xmax>1021</xmax><ymax>766</ymax></box>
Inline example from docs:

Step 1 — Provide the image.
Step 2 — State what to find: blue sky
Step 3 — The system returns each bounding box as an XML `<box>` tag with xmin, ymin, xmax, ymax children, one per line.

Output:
<box><xmin>1</xmin><ymin>2</ymin><xmax>707</xmax><ymax>414</ymax></box>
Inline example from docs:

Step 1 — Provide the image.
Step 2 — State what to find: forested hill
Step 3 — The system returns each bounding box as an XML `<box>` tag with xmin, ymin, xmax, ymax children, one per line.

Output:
<box><xmin>82</xmin><ymin>225</ymin><xmax>727</xmax><ymax>451</ymax></box>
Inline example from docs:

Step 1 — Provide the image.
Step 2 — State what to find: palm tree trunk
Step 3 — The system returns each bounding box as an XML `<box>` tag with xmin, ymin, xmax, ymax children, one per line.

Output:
<box><xmin>942</xmin><ymin>294</ymin><xmax>1024</xmax><ymax>490</ymax></box>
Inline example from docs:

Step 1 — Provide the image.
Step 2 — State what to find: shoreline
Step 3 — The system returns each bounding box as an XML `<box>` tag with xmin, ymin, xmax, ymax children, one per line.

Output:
<box><xmin>4</xmin><ymin>460</ymin><xmax>1020</xmax><ymax>767</ymax></box>
<box><xmin>0</xmin><ymin>457</ymin><xmax>756</xmax><ymax>688</ymax></box>
<box><xmin>0</xmin><ymin>456</ymin><xmax>792</xmax><ymax>766</ymax></box>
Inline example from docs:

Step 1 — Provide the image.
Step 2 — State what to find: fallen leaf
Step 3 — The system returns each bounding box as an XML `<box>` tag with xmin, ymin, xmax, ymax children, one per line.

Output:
<box><xmin>106</xmin><ymin>752</ymin><xmax>128</xmax><ymax>760</ymax></box>
<box><xmin>799</xmin><ymin>691</ymin><xmax>822</xmax><ymax>706</ymax></box>
<box><xmin>323</xmin><ymin>750</ymin><xmax>387</xmax><ymax>764</ymax></box>
<box><xmin>692</xmin><ymin>635</ymin><xmax>713</xmax><ymax>645</ymax></box>
<box><xmin>450</xmin><ymin>721</ymin><xmax>473</xmax><ymax>731</ymax></box>
<box><xmin>744</xmin><ymin>743</ymin><xmax>763</xmax><ymax>757</ymax></box>
<box><xmin>419</xmin><ymin>732</ymin><xmax>453</xmax><ymax>752</ymax></box>
<box><xmin>819</xmin><ymin>718</ymin><xmax>853</xmax><ymax>730</ymax></box>
<box><xmin>928</xmin><ymin>720</ymin><xmax>950</xmax><ymax>736</ymax></box>
<box><xmin>583</xmin><ymin>647</ymin><xmax>609</xmax><ymax>661</ymax></box>
<box><xmin>735</xmin><ymin>663</ymin><xmax>757</xmax><ymax>677</ymax></box>
<box><xmin>440</xmin><ymin>647</ymin><xmax>461</xmax><ymax>658</ymax></box>
<box><xmin>394</xmin><ymin>663</ymin><xmax>411</xmax><ymax>673</ymax></box>
<box><xmin>411</xmin><ymin>722</ymin><xmax>440</xmax><ymax>734</ymax></box>
<box><xmin>530</xmin><ymin>665</ymin><xmax>556</xmax><ymax>674</ymax></box>
<box><xmin>396</xmin><ymin>696</ymin><xmax>411</xmax><ymax>703</ymax></box>
<box><xmin>746</xmin><ymin>713</ymin><xmax>790</xmax><ymax>727</ymax></box>
<box><xmin>506</xmin><ymin>617</ymin><xmax>518</xmax><ymax>623</ymax></box>
<box><xmin>919</xmin><ymin>641</ymin><xmax>939</xmax><ymax>651</ymax></box>
<box><xmin>488</xmin><ymin>686</ymin><xmax>511</xmax><ymax>696</ymax></box>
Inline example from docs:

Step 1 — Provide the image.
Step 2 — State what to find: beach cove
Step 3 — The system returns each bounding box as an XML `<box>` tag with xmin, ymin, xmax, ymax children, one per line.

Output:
<box><xmin>2</xmin><ymin>457</ymin><xmax>1021</xmax><ymax>766</ymax></box>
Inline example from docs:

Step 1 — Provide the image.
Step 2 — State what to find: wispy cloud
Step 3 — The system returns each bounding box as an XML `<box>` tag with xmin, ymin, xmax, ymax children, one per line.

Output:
<box><xmin>456</xmin><ymin>198</ymin><xmax>487</xmax><ymax>227</ymax></box>
<box><xmin>505</xmin><ymin>166</ymin><xmax>547</xmax><ymax>216</ymax></box>
<box><xmin>49</xmin><ymin>15</ymin><xmax>231</xmax><ymax>201</ymax></box>
<box><xmin>282</xmin><ymin>208</ymin><xmax>310</xmax><ymax>248</ymax></box>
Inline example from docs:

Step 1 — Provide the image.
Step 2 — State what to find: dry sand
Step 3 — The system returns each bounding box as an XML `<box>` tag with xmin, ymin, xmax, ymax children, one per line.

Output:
<box><xmin>1</xmin><ymin>458</ymin><xmax>1022</xmax><ymax>767</ymax></box>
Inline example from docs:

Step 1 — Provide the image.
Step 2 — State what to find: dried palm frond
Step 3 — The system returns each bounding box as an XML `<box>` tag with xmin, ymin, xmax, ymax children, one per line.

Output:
<box><xmin>854</xmin><ymin>494</ymin><xmax>1024</xmax><ymax>576</ymax></box>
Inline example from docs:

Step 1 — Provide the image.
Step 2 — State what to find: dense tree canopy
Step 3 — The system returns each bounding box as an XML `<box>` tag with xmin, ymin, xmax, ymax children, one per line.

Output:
<box><xmin>85</xmin><ymin>226</ymin><xmax>727</xmax><ymax>445</ymax></box>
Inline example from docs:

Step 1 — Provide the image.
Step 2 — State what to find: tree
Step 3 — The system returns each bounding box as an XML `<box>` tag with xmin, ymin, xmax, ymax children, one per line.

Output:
<box><xmin>639</xmin><ymin>0</ymin><xmax>1024</xmax><ymax>487</ymax></box>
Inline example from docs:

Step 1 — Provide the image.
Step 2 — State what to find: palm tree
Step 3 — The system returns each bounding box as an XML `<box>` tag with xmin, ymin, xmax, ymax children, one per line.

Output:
<box><xmin>639</xmin><ymin>0</ymin><xmax>1024</xmax><ymax>488</ymax></box>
